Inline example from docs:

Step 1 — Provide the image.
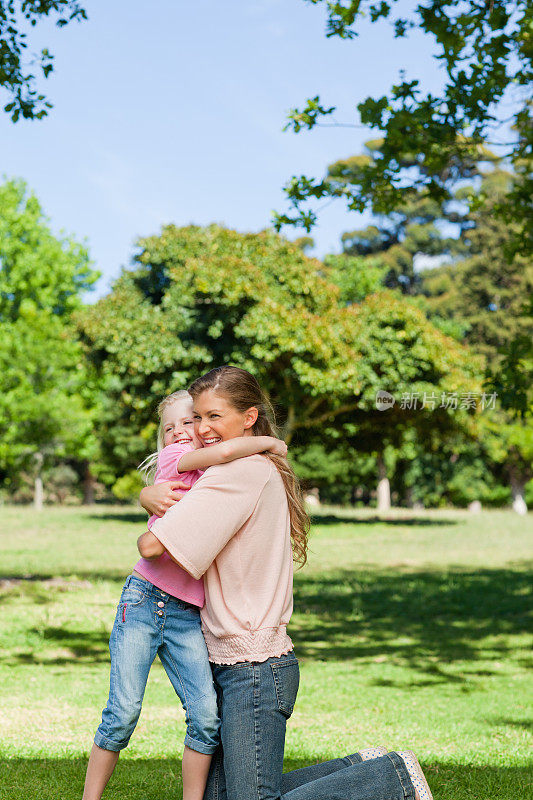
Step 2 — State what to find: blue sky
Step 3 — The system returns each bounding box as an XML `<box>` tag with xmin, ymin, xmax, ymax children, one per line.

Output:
<box><xmin>1</xmin><ymin>0</ymin><xmax>443</xmax><ymax>300</ymax></box>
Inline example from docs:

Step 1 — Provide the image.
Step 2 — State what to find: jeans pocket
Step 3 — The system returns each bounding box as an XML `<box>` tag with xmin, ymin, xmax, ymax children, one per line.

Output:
<box><xmin>271</xmin><ymin>658</ymin><xmax>300</xmax><ymax>718</ymax></box>
<box><xmin>119</xmin><ymin>586</ymin><xmax>146</xmax><ymax>607</ymax></box>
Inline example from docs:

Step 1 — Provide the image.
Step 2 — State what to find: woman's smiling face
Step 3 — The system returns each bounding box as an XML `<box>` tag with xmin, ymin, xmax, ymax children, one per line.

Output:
<box><xmin>193</xmin><ymin>389</ymin><xmax>258</xmax><ymax>446</ymax></box>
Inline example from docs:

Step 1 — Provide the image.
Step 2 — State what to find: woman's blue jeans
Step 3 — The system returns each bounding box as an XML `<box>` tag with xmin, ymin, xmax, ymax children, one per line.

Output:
<box><xmin>204</xmin><ymin>652</ymin><xmax>415</xmax><ymax>800</ymax></box>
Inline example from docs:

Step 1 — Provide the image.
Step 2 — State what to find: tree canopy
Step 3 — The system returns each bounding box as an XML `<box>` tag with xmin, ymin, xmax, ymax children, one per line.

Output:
<box><xmin>0</xmin><ymin>179</ymin><xmax>96</xmax><ymax>318</ymax></box>
<box><xmin>0</xmin><ymin>0</ymin><xmax>87</xmax><ymax>121</ymax></box>
<box><xmin>420</xmin><ymin>170</ymin><xmax>533</xmax><ymax>363</ymax></box>
<box><xmin>77</xmin><ymin>224</ymin><xmax>479</xmax><ymax>493</ymax></box>
<box><xmin>276</xmin><ymin>0</ymin><xmax>532</xmax><ymax>254</ymax></box>
<box><xmin>0</xmin><ymin>179</ymin><xmax>99</xmax><ymax>497</ymax></box>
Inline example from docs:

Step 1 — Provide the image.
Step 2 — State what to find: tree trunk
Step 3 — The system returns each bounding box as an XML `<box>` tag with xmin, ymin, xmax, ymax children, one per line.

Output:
<box><xmin>510</xmin><ymin>473</ymin><xmax>528</xmax><ymax>515</ymax></box>
<box><xmin>82</xmin><ymin>461</ymin><xmax>96</xmax><ymax>505</ymax></box>
<box><xmin>281</xmin><ymin>405</ymin><xmax>295</xmax><ymax>445</ymax></box>
<box><xmin>304</xmin><ymin>487</ymin><xmax>320</xmax><ymax>507</ymax></box>
<box><xmin>34</xmin><ymin>452</ymin><xmax>44</xmax><ymax>511</ymax></box>
<box><xmin>376</xmin><ymin>454</ymin><xmax>391</xmax><ymax>512</ymax></box>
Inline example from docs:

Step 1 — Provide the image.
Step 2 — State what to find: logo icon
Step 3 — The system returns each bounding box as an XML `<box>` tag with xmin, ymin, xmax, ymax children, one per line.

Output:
<box><xmin>376</xmin><ymin>390</ymin><xmax>395</xmax><ymax>411</ymax></box>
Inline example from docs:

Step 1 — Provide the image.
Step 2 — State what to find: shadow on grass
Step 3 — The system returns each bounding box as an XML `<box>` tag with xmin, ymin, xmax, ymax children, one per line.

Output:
<box><xmin>0</xmin><ymin>757</ymin><xmax>531</xmax><ymax>800</ymax></box>
<box><xmin>0</xmin><ymin>570</ymin><xmax>129</xmax><ymax>588</ymax></box>
<box><xmin>310</xmin><ymin>513</ymin><xmax>458</xmax><ymax>527</ymax></box>
<box><xmin>291</xmin><ymin>566</ymin><xmax>532</xmax><ymax>680</ymax></box>
<box><xmin>91</xmin><ymin>506</ymin><xmax>459</xmax><ymax>528</ymax></box>
<box><xmin>489</xmin><ymin>716</ymin><xmax>533</xmax><ymax>732</ymax></box>
<box><xmin>1</xmin><ymin>565</ymin><xmax>530</xmax><ymax>674</ymax></box>
<box><xmin>80</xmin><ymin>509</ymin><xmax>460</xmax><ymax>528</ymax></box>
<box><xmin>87</xmin><ymin>511</ymin><xmax>147</xmax><ymax>524</ymax></box>
<box><xmin>2</xmin><ymin>627</ymin><xmax>111</xmax><ymax>666</ymax></box>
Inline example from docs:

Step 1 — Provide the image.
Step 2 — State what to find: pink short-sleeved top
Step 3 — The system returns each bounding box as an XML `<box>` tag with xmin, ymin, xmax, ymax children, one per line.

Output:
<box><xmin>134</xmin><ymin>442</ymin><xmax>205</xmax><ymax>607</ymax></box>
<box><xmin>150</xmin><ymin>455</ymin><xmax>294</xmax><ymax>664</ymax></box>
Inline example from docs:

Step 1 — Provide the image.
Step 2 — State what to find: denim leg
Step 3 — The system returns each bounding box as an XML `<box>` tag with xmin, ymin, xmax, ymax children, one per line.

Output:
<box><xmin>203</xmin><ymin>654</ymin><xmax>300</xmax><ymax>800</ymax></box>
<box><xmin>280</xmin><ymin>753</ymin><xmax>415</xmax><ymax>800</ymax></box>
<box><xmin>204</xmin><ymin>680</ymin><xmax>227</xmax><ymax>800</ymax></box>
<box><xmin>94</xmin><ymin>579</ymin><xmax>158</xmax><ymax>751</ymax></box>
<box><xmin>204</xmin><ymin>743</ymin><xmax>226</xmax><ymax>800</ymax></box>
<box><xmin>158</xmin><ymin>599</ymin><xmax>219</xmax><ymax>755</ymax></box>
<box><xmin>281</xmin><ymin>754</ymin><xmax>363</xmax><ymax>792</ymax></box>
<box><xmin>201</xmin><ymin>651</ymin><xmax>415</xmax><ymax>800</ymax></box>
<box><xmin>205</xmin><ymin>749</ymin><xmax>414</xmax><ymax>800</ymax></box>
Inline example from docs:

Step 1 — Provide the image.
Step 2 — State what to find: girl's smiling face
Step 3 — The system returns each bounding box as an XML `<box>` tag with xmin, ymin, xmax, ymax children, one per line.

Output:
<box><xmin>161</xmin><ymin>398</ymin><xmax>202</xmax><ymax>449</ymax></box>
<box><xmin>193</xmin><ymin>389</ymin><xmax>258</xmax><ymax>446</ymax></box>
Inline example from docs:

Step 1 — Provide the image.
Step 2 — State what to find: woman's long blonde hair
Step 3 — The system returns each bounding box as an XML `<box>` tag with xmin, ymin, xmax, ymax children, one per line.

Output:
<box><xmin>138</xmin><ymin>390</ymin><xmax>192</xmax><ymax>483</ymax></box>
<box><xmin>188</xmin><ymin>366</ymin><xmax>310</xmax><ymax>567</ymax></box>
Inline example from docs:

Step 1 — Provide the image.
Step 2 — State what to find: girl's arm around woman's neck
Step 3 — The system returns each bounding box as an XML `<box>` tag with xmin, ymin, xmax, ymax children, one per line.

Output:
<box><xmin>178</xmin><ymin>436</ymin><xmax>286</xmax><ymax>473</ymax></box>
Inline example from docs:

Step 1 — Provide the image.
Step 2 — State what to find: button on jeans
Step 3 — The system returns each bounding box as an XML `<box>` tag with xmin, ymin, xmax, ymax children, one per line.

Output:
<box><xmin>203</xmin><ymin>652</ymin><xmax>415</xmax><ymax>800</ymax></box>
<box><xmin>94</xmin><ymin>575</ymin><xmax>219</xmax><ymax>754</ymax></box>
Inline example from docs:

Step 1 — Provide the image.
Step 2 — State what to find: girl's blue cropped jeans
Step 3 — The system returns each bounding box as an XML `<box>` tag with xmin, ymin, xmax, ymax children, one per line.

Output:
<box><xmin>94</xmin><ymin>574</ymin><xmax>219</xmax><ymax>755</ymax></box>
<box><xmin>204</xmin><ymin>652</ymin><xmax>415</xmax><ymax>800</ymax></box>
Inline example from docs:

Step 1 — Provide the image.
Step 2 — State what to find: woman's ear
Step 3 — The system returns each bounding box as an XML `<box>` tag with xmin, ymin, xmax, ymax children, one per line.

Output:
<box><xmin>243</xmin><ymin>406</ymin><xmax>259</xmax><ymax>429</ymax></box>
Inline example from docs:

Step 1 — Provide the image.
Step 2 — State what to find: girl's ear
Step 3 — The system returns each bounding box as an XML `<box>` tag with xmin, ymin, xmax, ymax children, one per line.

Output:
<box><xmin>243</xmin><ymin>406</ymin><xmax>259</xmax><ymax>429</ymax></box>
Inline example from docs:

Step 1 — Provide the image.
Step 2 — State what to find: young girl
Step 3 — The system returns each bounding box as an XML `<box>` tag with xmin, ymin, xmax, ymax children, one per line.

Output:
<box><xmin>82</xmin><ymin>389</ymin><xmax>287</xmax><ymax>800</ymax></box>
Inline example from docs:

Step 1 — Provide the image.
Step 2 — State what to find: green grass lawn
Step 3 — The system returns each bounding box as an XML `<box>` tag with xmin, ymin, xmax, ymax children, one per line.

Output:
<box><xmin>0</xmin><ymin>505</ymin><xmax>531</xmax><ymax>799</ymax></box>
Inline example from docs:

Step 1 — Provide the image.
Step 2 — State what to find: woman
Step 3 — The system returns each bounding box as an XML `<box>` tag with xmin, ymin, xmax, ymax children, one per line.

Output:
<box><xmin>138</xmin><ymin>366</ymin><xmax>432</xmax><ymax>800</ymax></box>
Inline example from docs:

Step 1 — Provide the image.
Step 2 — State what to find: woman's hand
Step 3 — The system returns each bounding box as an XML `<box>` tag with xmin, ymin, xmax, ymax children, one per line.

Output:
<box><xmin>139</xmin><ymin>481</ymin><xmax>189</xmax><ymax>517</ymax></box>
<box><xmin>268</xmin><ymin>439</ymin><xmax>288</xmax><ymax>458</ymax></box>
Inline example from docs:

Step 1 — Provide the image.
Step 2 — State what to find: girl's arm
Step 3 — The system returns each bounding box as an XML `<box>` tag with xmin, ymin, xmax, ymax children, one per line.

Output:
<box><xmin>178</xmin><ymin>436</ymin><xmax>287</xmax><ymax>472</ymax></box>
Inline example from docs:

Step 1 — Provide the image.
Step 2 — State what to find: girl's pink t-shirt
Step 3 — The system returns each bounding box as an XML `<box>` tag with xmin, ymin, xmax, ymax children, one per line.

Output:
<box><xmin>133</xmin><ymin>442</ymin><xmax>205</xmax><ymax>607</ymax></box>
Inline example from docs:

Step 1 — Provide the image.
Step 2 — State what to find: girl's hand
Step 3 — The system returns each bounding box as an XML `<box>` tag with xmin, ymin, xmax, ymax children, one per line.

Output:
<box><xmin>139</xmin><ymin>481</ymin><xmax>189</xmax><ymax>517</ymax></box>
<box><xmin>268</xmin><ymin>439</ymin><xmax>288</xmax><ymax>458</ymax></box>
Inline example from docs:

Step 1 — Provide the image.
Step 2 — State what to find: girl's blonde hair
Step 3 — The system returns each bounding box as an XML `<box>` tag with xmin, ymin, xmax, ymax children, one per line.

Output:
<box><xmin>138</xmin><ymin>390</ymin><xmax>192</xmax><ymax>483</ymax></box>
<box><xmin>188</xmin><ymin>366</ymin><xmax>310</xmax><ymax>567</ymax></box>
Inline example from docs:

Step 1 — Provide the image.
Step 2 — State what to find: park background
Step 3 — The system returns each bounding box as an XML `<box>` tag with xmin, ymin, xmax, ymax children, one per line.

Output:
<box><xmin>0</xmin><ymin>1</ymin><xmax>531</xmax><ymax>798</ymax></box>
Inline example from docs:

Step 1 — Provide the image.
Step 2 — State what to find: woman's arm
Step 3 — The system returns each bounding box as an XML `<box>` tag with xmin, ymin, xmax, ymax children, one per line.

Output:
<box><xmin>146</xmin><ymin>460</ymin><xmax>266</xmax><ymax>580</ymax></box>
<box><xmin>139</xmin><ymin>480</ymin><xmax>190</xmax><ymax>517</ymax></box>
<box><xmin>178</xmin><ymin>436</ymin><xmax>287</xmax><ymax>472</ymax></box>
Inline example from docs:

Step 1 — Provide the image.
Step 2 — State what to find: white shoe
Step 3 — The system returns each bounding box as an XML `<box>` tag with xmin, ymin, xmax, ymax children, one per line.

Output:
<box><xmin>358</xmin><ymin>746</ymin><xmax>388</xmax><ymax>760</ymax></box>
<box><xmin>395</xmin><ymin>750</ymin><xmax>433</xmax><ymax>800</ymax></box>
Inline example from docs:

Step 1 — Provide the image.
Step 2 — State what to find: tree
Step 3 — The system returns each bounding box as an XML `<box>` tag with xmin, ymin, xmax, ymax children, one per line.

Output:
<box><xmin>0</xmin><ymin>179</ymin><xmax>99</xmax><ymax>504</ymax></box>
<box><xmin>78</xmin><ymin>224</ymin><xmax>480</xmax><ymax>509</ymax></box>
<box><xmin>77</xmin><ymin>224</ymin><xmax>363</xmax><ymax>484</ymax></box>
<box><xmin>420</xmin><ymin>170</ymin><xmax>533</xmax><ymax>361</ymax></box>
<box><xmin>276</xmin><ymin>0</ymin><xmax>532</xmax><ymax>254</ymax></box>
<box><xmin>0</xmin><ymin>179</ymin><xmax>96</xmax><ymax>316</ymax></box>
<box><xmin>0</xmin><ymin>307</ymin><xmax>96</xmax><ymax>506</ymax></box>
<box><xmin>283</xmin><ymin>117</ymin><xmax>531</xmax><ymax>510</ymax></box>
<box><xmin>483</xmin><ymin>295</ymin><xmax>533</xmax><ymax>514</ymax></box>
<box><xmin>419</xmin><ymin>170</ymin><xmax>533</xmax><ymax>511</ymax></box>
<box><xmin>327</xmin><ymin>289</ymin><xmax>483</xmax><ymax>510</ymax></box>
<box><xmin>327</xmin><ymin>139</ymin><xmax>472</xmax><ymax>294</ymax></box>
<box><xmin>0</xmin><ymin>0</ymin><xmax>87</xmax><ymax>121</ymax></box>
